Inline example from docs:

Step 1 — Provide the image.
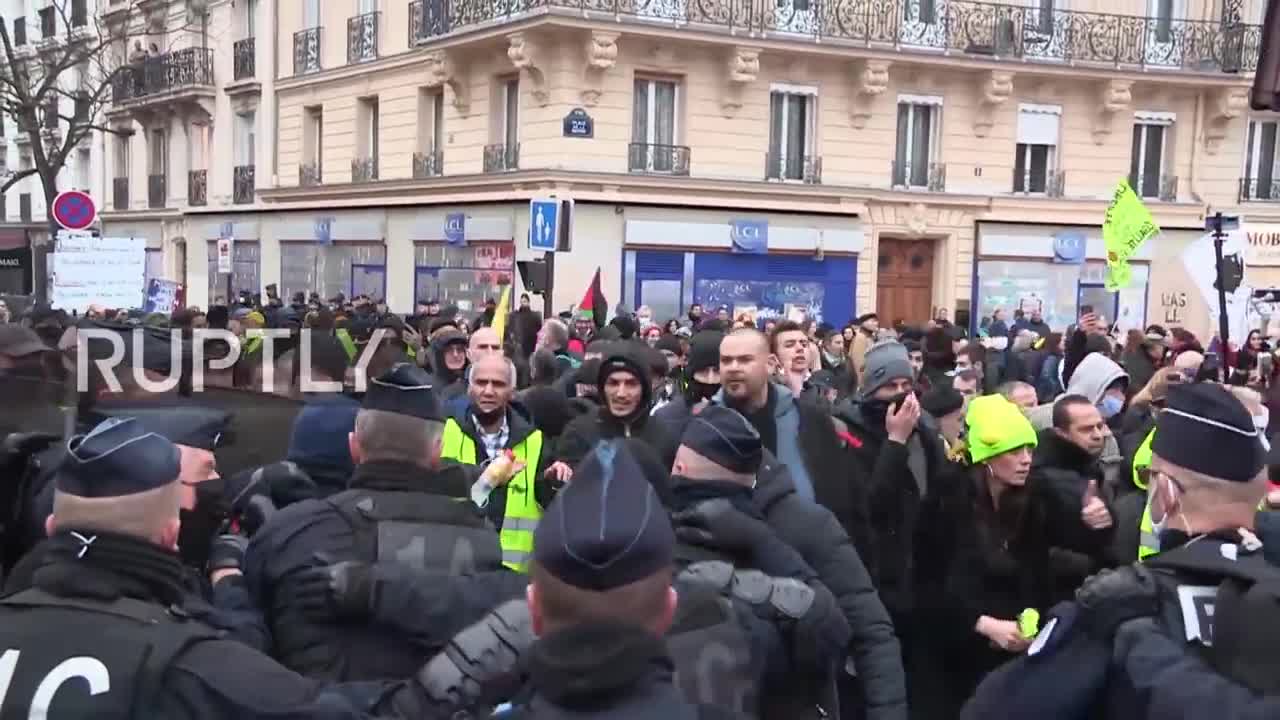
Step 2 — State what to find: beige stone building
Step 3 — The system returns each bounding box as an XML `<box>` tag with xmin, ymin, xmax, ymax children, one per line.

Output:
<box><xmin>98</xmin><ymin>0</ymin><xmax>1272</xmax><ymax>337</ymax></box>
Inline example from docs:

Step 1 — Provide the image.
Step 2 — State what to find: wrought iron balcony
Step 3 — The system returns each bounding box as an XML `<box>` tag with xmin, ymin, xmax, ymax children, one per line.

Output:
<box><xmin>234</xmin><ymin>38</ymin><xmax>256</xmax><ymax>81</ymax></box>
<box><xmin>188</xmin><ymin>169</ymin><xmax>207</xmax><ymax>206</ymax></box>
<box><xmin>413</xmin><ymin>150</ymin><xmax>443</xmax><ymax>178</ymax></box>
<box><xmin>112</xmin><ymin>177</ymin><xmax>128</xmax><ymax>210</ymax></box>
<box><xmin>148</xmin><ymin>174</ymin><xmax>166</xmax><ymax>209</ymax></box>
<box><xmin>1013</xmin><ymin>168</ymin><xmax>1066</xmax><ymax>197</ymax></box>
<box><xmin>765</xmin><ymin>152</ymin><xmax>822</xmax><ymax>184</ymax></box>
<box><xmin>1129</xmin><ymin>172</ymin><xmax>1177</xmax><ymax>201</ymax></box>
<box><xmin>483</xmin><ymin>143</ymin><xmax>519</xmax><ymax>173</ymax></box>
<box><xmin>1239</xmin><ymin>177</ymin><xmax>1280</xmax><ymax>202</ymax></box>
<box><xmin>411</xmin><ymin>0</ymin><xmax>1258</xmax><ymax>73</ymax></box>
<box><xmin>347</xmin><ymin>12</ymin><xmax>380</xmax><ymax>64</ymax></box>
<box><xmin>111</xmin><ymin>47</ymin><xmax>214</xmax><ymax>104</ymax></box>
<box><xmin>299</xmin><ymin>162</ymin><xmax>322</xmax><ymax>187</ymax></box>
<box><xmin>352</xmin><ymin>157</ymin><xmax>378</xmax><ymax>182</ymax></box>
<box><xmin>409</xmin><ymin>0</ymin><xmax>450</xmax><ymax>42</ymax></box>
<box><xmin>234</xmin><ymin>165</ymin><xmax>256</xmax><ymax>204</ymax></box>
<box><xmin>294</xmin><ymin>27</ymin><xmax>322</xmax><ymax>75</ymax></box>
<box><xmin>892</xmin><ymin>161</ymin><xmax>947</xmax><ymax>191</ymax></box>
<box><xmin>628</xmin><ymin>143</ymin><xmax>691</xmax><ymax>175</ymax></box>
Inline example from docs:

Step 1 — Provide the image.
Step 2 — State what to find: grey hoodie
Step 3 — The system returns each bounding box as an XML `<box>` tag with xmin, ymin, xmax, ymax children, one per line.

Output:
<box><xmin>1027</xmin><ymin>352</ymin><xmax>1128</xmax><ymax>431</ymax></box>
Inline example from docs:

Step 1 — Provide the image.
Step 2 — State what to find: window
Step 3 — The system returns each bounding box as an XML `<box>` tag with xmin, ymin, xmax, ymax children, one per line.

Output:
<box><xmin>114</xmin><ymin>134</ymin><xmax>130</xmax><ymax>176</ymax></box>
<box><xmin>149</xmin><ymin>129</ymin><xmax>167</xmax><ymax>176</ymax></box>
<box><xmin>75</xmin><ymin>148</ymin><xmax>91</xmax><ymax>190</ymax></box>
<box><xmin>498</xmin><ymin>78</ymin><xmax>519</xmax><ymax>149</ymax></box>
<box><xmin>38</xmin><ymin>7</ymin><xmax>54</xmax><ymax>39</ymax></box>
<box><xmin>767</xmin><ymin>90</ymin><xmax>815</xmax><ymax>181</ymax></box>
<box><xmin>358</xmin><ymin>96</ymin><xmax>379</xmax><ymax>160</ymax></box>
<box><xmin>41</xmin><ymin>99</ymin><xmax>57</xmax><ymax>129</ymax></box>
<box><xmin>1031</xmin><ymin>0</ymin><xmax>1054</xmax><ymax>34</ymax></box>
<box><xmin>418</xmin><ymin>88</ymin><xmax>443</xmax><ymax>152</ymax></box>
<box><xmin>236</xmin><ymin>111</ymin><xmax>256</xmax><ymax>166</ymax></box>
<box><xmin>189</xmin><ymin>123</ymin><xmax>209</xmax><ymax>172</ymax></box>
<box><xmin>13</xmin><ymin>18</ymin><xmax>26</xmax><ymax>46</ymax></box>
<box><xmin>73</xmin><ymin>92</ymin><xmax>89</xmax><ymax>122</ymax></box>
<box><xmin>304</xmin><ymin>0</ymin><xmax>321</xmax><ymax>27</ymax></box>
<box><xmin>72</xmin><ymin>0</ymin><xmax>88</xmax><ymax>28</ymax></box>
<box><xmin>1014</xmin><ymin>104</ymin><xmax>1060</xmax><ymax>193</ymax></box>
<box><xmin>1245</xmin><ymin>119</ymin><xmax>1279</xmax><ymax>200</ymax></box>
<box><xmin>359</xmin><ymin>0</ymin><xmax>378</xmax><ymax>13</ymax></box>
<box><xmin>304</xmin><ymin>105</ymin><xmax>323</xmax><ymax>167</ymax></box>
<box><xmin>632</xmin><ymin>78</ymin><xmax>677</xmax><ymax>146</ymax></box>
<box><xmin>1129</xmin><ymin>114</ymin><xmax>1172</xmax><ymax>199</ymax></box>
<box><xmin>894</xmin><ymin>100</ymin><xmax>940</xmax><ymax>187</ymax></box>
<box><xmin>245</xmin><ymin>0</ymin><xmax>258</xmax><ymax>36</ymax></box>
<box><xmin>1151</xmin><ymin>0</ymin><xmax>1175</xmax><ymax>42</ymax></box>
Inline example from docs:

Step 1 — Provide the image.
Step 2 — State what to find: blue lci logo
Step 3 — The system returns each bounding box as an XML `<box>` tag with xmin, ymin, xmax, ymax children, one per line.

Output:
<box><xmin>1053</xmin><ymin>231</ymin><xmax>1085</xmax><ymax>264</ymax></box>
<box><xmin>444</xmin><ymin>212</ymin><xmax>466</xmax><ymax>246</ymax></box>
<box><xmin>730</xmin><ymin>219</ymin><xmax>768</xmax><ymax>254</ymax></box>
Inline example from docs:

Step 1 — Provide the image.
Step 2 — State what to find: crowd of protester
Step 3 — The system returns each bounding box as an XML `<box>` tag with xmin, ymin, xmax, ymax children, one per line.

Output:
<box><xmin>1</xmin><ymin>285</ymin><xmax>1280</xmax><ymax>719</ymax></box>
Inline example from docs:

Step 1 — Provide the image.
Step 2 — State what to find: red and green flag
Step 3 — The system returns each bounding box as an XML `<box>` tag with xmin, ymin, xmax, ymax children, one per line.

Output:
<box><xmin>578</xmin><ymin>267</ymin><xmax>608</xmax><ymax>329</ymax></box>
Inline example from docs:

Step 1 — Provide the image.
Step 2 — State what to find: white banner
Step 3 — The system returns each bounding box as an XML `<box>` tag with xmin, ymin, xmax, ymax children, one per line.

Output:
<box><xmin>216</xmin><ymin>237</ymin><xmax>234</xmax><ymax>274</ymax></box>
<box><xmin>49</xmin><ymin>235</ymin><xmax>146</xmax><ymax>312</ymax></box>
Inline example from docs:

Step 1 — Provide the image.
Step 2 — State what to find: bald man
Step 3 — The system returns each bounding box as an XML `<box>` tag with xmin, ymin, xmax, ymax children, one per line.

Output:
<box><xmin>440</xmin><ymin>354</ymin><xmax>571</xmax><ymax>572</ymax></box>
<box><xmin>467</xmin><ymin>327</ymin><xmax>503</xmax><ymax>363</ymax></box>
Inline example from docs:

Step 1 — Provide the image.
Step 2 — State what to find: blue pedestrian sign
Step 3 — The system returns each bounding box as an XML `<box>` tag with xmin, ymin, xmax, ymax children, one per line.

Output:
<box><xmin>529</xmin><ymin>199</ymin><xmax>559</xmax><ymax>252</ymax></box>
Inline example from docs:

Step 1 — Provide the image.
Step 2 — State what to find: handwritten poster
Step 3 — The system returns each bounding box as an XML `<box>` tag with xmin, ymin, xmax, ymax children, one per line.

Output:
<box><xmin>49</xmin><ymin>234</ymin><xmax>147</xmax><ymax>312</ymax></box>
<box><xmin>142</xmin><ymin>278</ymin><xmax>180</xmax><ymax>315</ymax></box>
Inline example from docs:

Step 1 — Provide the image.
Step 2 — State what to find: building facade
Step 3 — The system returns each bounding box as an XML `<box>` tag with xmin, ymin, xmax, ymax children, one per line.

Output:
<box><xmin>99</xmin><ymin>0</ymin><xmax>1268</xmax><ymax>337</ymax></box>
<box><xmin>1</xmin><ymin>0</ymin><xmax>106</xmax><ymax>296</ymax></box>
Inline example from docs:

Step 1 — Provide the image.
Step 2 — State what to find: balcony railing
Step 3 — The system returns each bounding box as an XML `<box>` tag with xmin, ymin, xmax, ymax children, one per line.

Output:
<box><xmin>294</xmin><ymin>27</ymin><xmax>322</xmax><ymax>75</ymax></box>
<box><xmin>147</xmin><ymin>174</ymin><xmax>166</xmax><ymax>209</ymax></box>
<box><xmin>299</xmin><ymin>162</ymin><xmax>322</xmax><ymax>187</ymax></box>
<box><xmin>352</xmin><ymin>157</ymin><xmax>378</xmax><ymax>182</ymax></box>
<box><xmin>1013</xmin><ymin>168</ymin><xmax>1066</xmax><ymax>197</ymax></box>
<box><xmin>892</xmin><ymin>161</ymin><xmax>947</xmax><ymax>191</ymax></box>
<box><xmin>1239</xmin><ymin>177</ymin><xmax>1280</xmax><ymax>202</ymax></box>
<box><xmin>111</xmin><ymin>47</ymin><xmax>214</xmax><ymax>103</ymax></box>
<box><xmin>112</xmin><ymin>177</ymin><xmax>128</xmax><ymax>210</ymax></box>
<box><xmin>188</xmin><ymin>169</ymin><xmax>207</xmax><ymax>206</ymax></box>
<box><xmin>234</xmin><ymin>165</ymin><xmax>256</xmax><ymax>204</ymax></box>
<box><xmin>406</xmin><ymin>0</ymin><xmax>1259</xmax><ymax>73</ymax></box>
<box><xmin>483</xmin><ymin>143</ymin><xmax>519</xmax><ymax>172</ymax></box>
<box><xmin>409</xmin><ymin>0</ymin><xmax>450</xmax><ymax>42</ymax></box>
<box><xmin>628</xmin><ymin>143</ymin><xmax>691</xmax><ymax>175</ymax></box>
<box><xmin>413</xmin><ymin>149</ymin><xmax>443</xmax><ymax>178</ymax></box>
<box><xmin>233</xmin><ymin>38</ymin><xmax>256</xmax><ymax>81</ymax></box>
<box><xmin>1130</xmin><ymin>172</ymin><xmax>1177</xmax><ymax>201</ymax></box>
<box><xmin>347</xmin><ymin>12</ymin><xmax>380</xmax><ymax>63</ymax></box>
<box><xmin>765</xmin><ymin>152</ymin><xmax>822</xmax><ymax>183</ymax></box>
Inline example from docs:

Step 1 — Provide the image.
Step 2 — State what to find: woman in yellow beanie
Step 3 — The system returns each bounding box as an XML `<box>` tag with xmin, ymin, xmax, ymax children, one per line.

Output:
<box><xmin>913</xmin><ymin>394</ymin><xmax>1110</xmax><ymax>717</ymax></box>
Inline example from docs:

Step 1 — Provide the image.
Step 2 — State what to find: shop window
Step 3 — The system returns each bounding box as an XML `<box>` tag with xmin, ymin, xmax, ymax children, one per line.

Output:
<box><xmin>206</xmin><ymin>241</ymin><xmax>261</xmax><ymax>305</ymax></box>
<box><xmin>767</xmin><ymin>89</ymin><xmax>815</xmax><ymax>181</ymax></box>
<box><xmin>1244</xmin><ymin>119</ymin><xmax>1279</xmax><ymax>200</ymax></box>
<box><xmin>1129</xmin><ymin>114</ymin><xmax>1173</xmax><ymax>199</ymax></box>
<box><xmin>413</xmin><ymin>243</ymin><xmax>514</xmax><ymax>317</ymax></box>
<box><xmin>280</xmin><ymin>243</ymin><xmax>386</xmax><ymax>303</ymax></box>
<box><xmin>894</xmin><ymin>100</ymin><xmax>940</xmax><ymax>188</ymax></box>
<box><xmin>1014</xmin><ymin>104</ymin><xmax>1060</xmax><ymax>194</ymax></box>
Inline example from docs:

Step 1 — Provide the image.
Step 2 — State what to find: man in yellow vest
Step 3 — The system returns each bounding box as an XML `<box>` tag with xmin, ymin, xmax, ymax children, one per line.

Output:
<box><xmin>440</xmin><ymin>354</ymin><xmax>573</xmax><ymax>572</ymax></box>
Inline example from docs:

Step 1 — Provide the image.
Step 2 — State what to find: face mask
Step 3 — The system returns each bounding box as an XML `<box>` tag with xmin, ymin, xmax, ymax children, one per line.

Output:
<box><xmin>687</xmin><ymin>379</ymin><xmax>719</xmax><ymax>403</ymax></box>
<box><xmin>864</xmin><ymin>391</ymin><xmax>911</xmax><ymax>429</ymax></box>
<box><xmin>178</xmin><ymin>477</ymin><xmax>229</xmax><ymax>569</ymax></box>
<box><xmin>1149</xmin><ymin>475</ymin><xmax>1180</xmax><ymax>545</ymax></box>
<box><xmin>1097</xmin><ymin>395</ymin><xmax>1124</xmax><ymax>419</ymax></box>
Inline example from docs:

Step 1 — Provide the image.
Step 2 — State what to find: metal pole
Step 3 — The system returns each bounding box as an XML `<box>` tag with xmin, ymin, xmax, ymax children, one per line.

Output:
<box><xmin>1211</xmin><ymin>210</ymin><xmax>1231</xmax><ymax>357</ymax></box>
<box><xmin>542</xmin><ymin>250</ymin><xmax>555</xmax><ymax>320</ymax></box>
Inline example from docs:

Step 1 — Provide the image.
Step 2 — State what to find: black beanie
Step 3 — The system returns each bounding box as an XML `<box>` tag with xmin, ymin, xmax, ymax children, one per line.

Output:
<box><xmin>687</xmin><ymin>331</ymin><xmax>724</xmax><ymax>375</ymax></box>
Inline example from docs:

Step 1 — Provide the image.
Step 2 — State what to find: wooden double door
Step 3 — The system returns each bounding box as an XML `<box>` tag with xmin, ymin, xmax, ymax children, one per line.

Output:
<box><xmin>876</xmin><ymin>237</ymin><xmax>935</xmax><ymax>325</ymax></box>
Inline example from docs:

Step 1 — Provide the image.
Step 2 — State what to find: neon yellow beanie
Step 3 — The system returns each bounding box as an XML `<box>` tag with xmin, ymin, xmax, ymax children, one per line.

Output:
<box><xmin>966</xmin><ymin>395</ymin><xmax>1038</xmax><ymax>465</ymax></box>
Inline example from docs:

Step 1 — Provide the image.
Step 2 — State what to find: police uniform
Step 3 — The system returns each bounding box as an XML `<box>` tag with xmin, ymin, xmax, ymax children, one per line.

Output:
<box><xmin>962</xmin><ymin>383</ymin><xmax>1277</xmax><ymax>720</ymax></box>
<box><xmin>244</xmin><ymin>363</ymin><xmax>505</xmax><ymax>681</ymax></box>
<box><xmin>439</xmin><ymin>402</ymin><xmax>554</xmax><ymax>573</ymax></box>
<box><xmin>499</xmin><ymin>440</ymin><xmax>746</xmax><ymax>720</ymax></box>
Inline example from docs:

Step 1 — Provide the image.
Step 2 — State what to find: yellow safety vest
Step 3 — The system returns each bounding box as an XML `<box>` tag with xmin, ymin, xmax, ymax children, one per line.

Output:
<box><xmin>1134</xmin><ymin>429</ymin><xmax>1159</xmax><ymax>560</ymax></box>
<box><xmin>335</xmin><ymin>328</ymin><xmax>357</xmax><ymax>362</ymax></box>
<box><xmin>439</xmin><ymin>418</ymin><xmax>544</xmax><ymax>573</ymax></box>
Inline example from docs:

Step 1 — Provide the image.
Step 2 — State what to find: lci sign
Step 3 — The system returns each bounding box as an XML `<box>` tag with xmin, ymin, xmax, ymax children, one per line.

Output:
<box><xmin>730</xmin><ymin>219</ymin><xmax>768</xmax><ymax>254</ymax></box>
<box><xmin>444</xmin><ymin>212</ymin><xmax>466</xmax><ymax>246</ymax></box>
<box><xmin>1052</xmin><ymin>231</ymin><xmax>1086</xmax><ymax>264</ymax></box>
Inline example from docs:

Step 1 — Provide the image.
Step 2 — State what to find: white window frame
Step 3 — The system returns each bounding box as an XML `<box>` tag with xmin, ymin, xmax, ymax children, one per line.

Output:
<box><xmin>501</xmin><ymin>77</ymin><xmax>519</xmax><ymax>148</ymax></box>
<box><xmin>149</xmin><ymin>128</ymin><xmax>167</xmax><ymax>176</ymax></box>
<box><xmin>1015</xmin><ymin>103</ymin><xmax>1061</xmax><ymax>193</ymax></box>
<box><xmin>305</xmin><ymin>106</ymin><xmax>323</xmax><ymax>166</ymax></box>
<box><xmin>358</xmin><ymin>0</ymin><xmax>378</xmax><ymax>14</ymax></box>
<box><xmin>895</xmin><ymin>97</ymin><xmax>941</xmax><ymax>187</ymax></box>
<box><xmin>235</xmin><ymin>111</ymin><xmax>256</xmax><ymax>166</ymax></box>
<box><xmin>357</xmin><ymin>96</ymin><xmax>379</xmax><ymax>160</ymax></box>
<box><xmin>633</xmin><ymin>77</ymin><xmax>680</xmax><ymax>147</ymax></box>
<box><xmin>768</xmin><ymin>84</ymin><xmax>818</xmax><ymax>181</ymax></box>
<box><xmin>1132</xmin><ymin>111</ymin><xmax>1173</xmax><ymax>196</ymax></box>
<box><xmin>419</xmin><ymin>88</ymin><xmax>444</xmax><ymax>152</ymax></box>
<box><xmin>304</xmin><ymin>0</ymin><xmax>321</xmax><ymax>27</ymax></box>
<box><xmin>1244</xmin><ymin>117</ymin><xmax>1279</xmax><ymax>180</ymax></box>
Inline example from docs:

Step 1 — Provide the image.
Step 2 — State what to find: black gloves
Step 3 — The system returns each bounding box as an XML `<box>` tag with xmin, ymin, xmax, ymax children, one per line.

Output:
<box><xmin>416</xmin><ymin>599</ymin><xmax>533</xmax><ymax>714</ymax></box>
<box><xmin>207</xmin><ymin>534</ymin><xmax>248</xmax><ymax>574</ymax></box>
<box><xmin>1075</xmin><ymin>565</ymin><xmax>1160</xmax><ymax>638</ymax></box>
<box><xmin>673</xmin><ymin>498</ymin><xmax>814</xmax><ymax>580</ymax></box>
<box><xmin>296</xmin><ymin>558</ymin><xmax>373</xmax><ymax>622</ymax></box>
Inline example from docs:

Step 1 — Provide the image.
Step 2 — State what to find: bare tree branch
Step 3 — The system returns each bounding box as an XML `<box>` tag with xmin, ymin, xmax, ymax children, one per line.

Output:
<box><xmin>0</xmin><ymin>168</ymin><xmax>37</xmax><ymax>195</ymax></box>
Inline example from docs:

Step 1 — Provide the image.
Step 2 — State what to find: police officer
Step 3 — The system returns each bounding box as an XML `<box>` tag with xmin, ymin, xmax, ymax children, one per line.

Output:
<box><xmin>498</xmin><ymin>439</ymin><xmax>746</xmax><ymax>719</ymax></box>
<box><xmin>963</xmin><ymin>383</ymin><xmax>1276</xmax><ymax>719</ymax></box>
<box><xmin>245</xmin><ymin>363</ymin><xmax>506</xmax><ymax>681</ymax></box>
<box><xmin>441</xmin><ymin>354</ymin><xmax>572</xmax><ymax>572</ymax></box>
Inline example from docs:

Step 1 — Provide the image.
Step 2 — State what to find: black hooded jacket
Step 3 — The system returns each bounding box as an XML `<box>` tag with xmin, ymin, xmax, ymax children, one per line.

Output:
<box><xmin>553</xmin><ymin>352</ymin><xmax>674</xmax><ymax>469</ymax></box>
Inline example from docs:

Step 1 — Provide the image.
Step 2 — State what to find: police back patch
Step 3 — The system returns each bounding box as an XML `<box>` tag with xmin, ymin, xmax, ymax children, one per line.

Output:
<box><xmin>1177</xmin><ymin>585</ymin><xmax>1217</xmax><ymax>646</ymax></box>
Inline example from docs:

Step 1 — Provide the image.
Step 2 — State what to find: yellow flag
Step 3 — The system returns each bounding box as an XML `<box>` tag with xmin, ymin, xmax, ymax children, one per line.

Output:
<box><xmin>490</xmin><ymin>286</ymin><xmax>511</xmax><ymax>339</ymax></box>
<box><xmin>1102</xmin><ymin>180</ymin><xmax>1160</xmax><ymax>291</ymax></box>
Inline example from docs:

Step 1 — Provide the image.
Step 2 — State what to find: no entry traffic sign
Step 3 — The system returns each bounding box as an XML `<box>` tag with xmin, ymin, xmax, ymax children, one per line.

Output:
<box><xmin>52</xmin><ymin>190</ymin><xmax>97</xmax><ymax>231</ymax></box>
